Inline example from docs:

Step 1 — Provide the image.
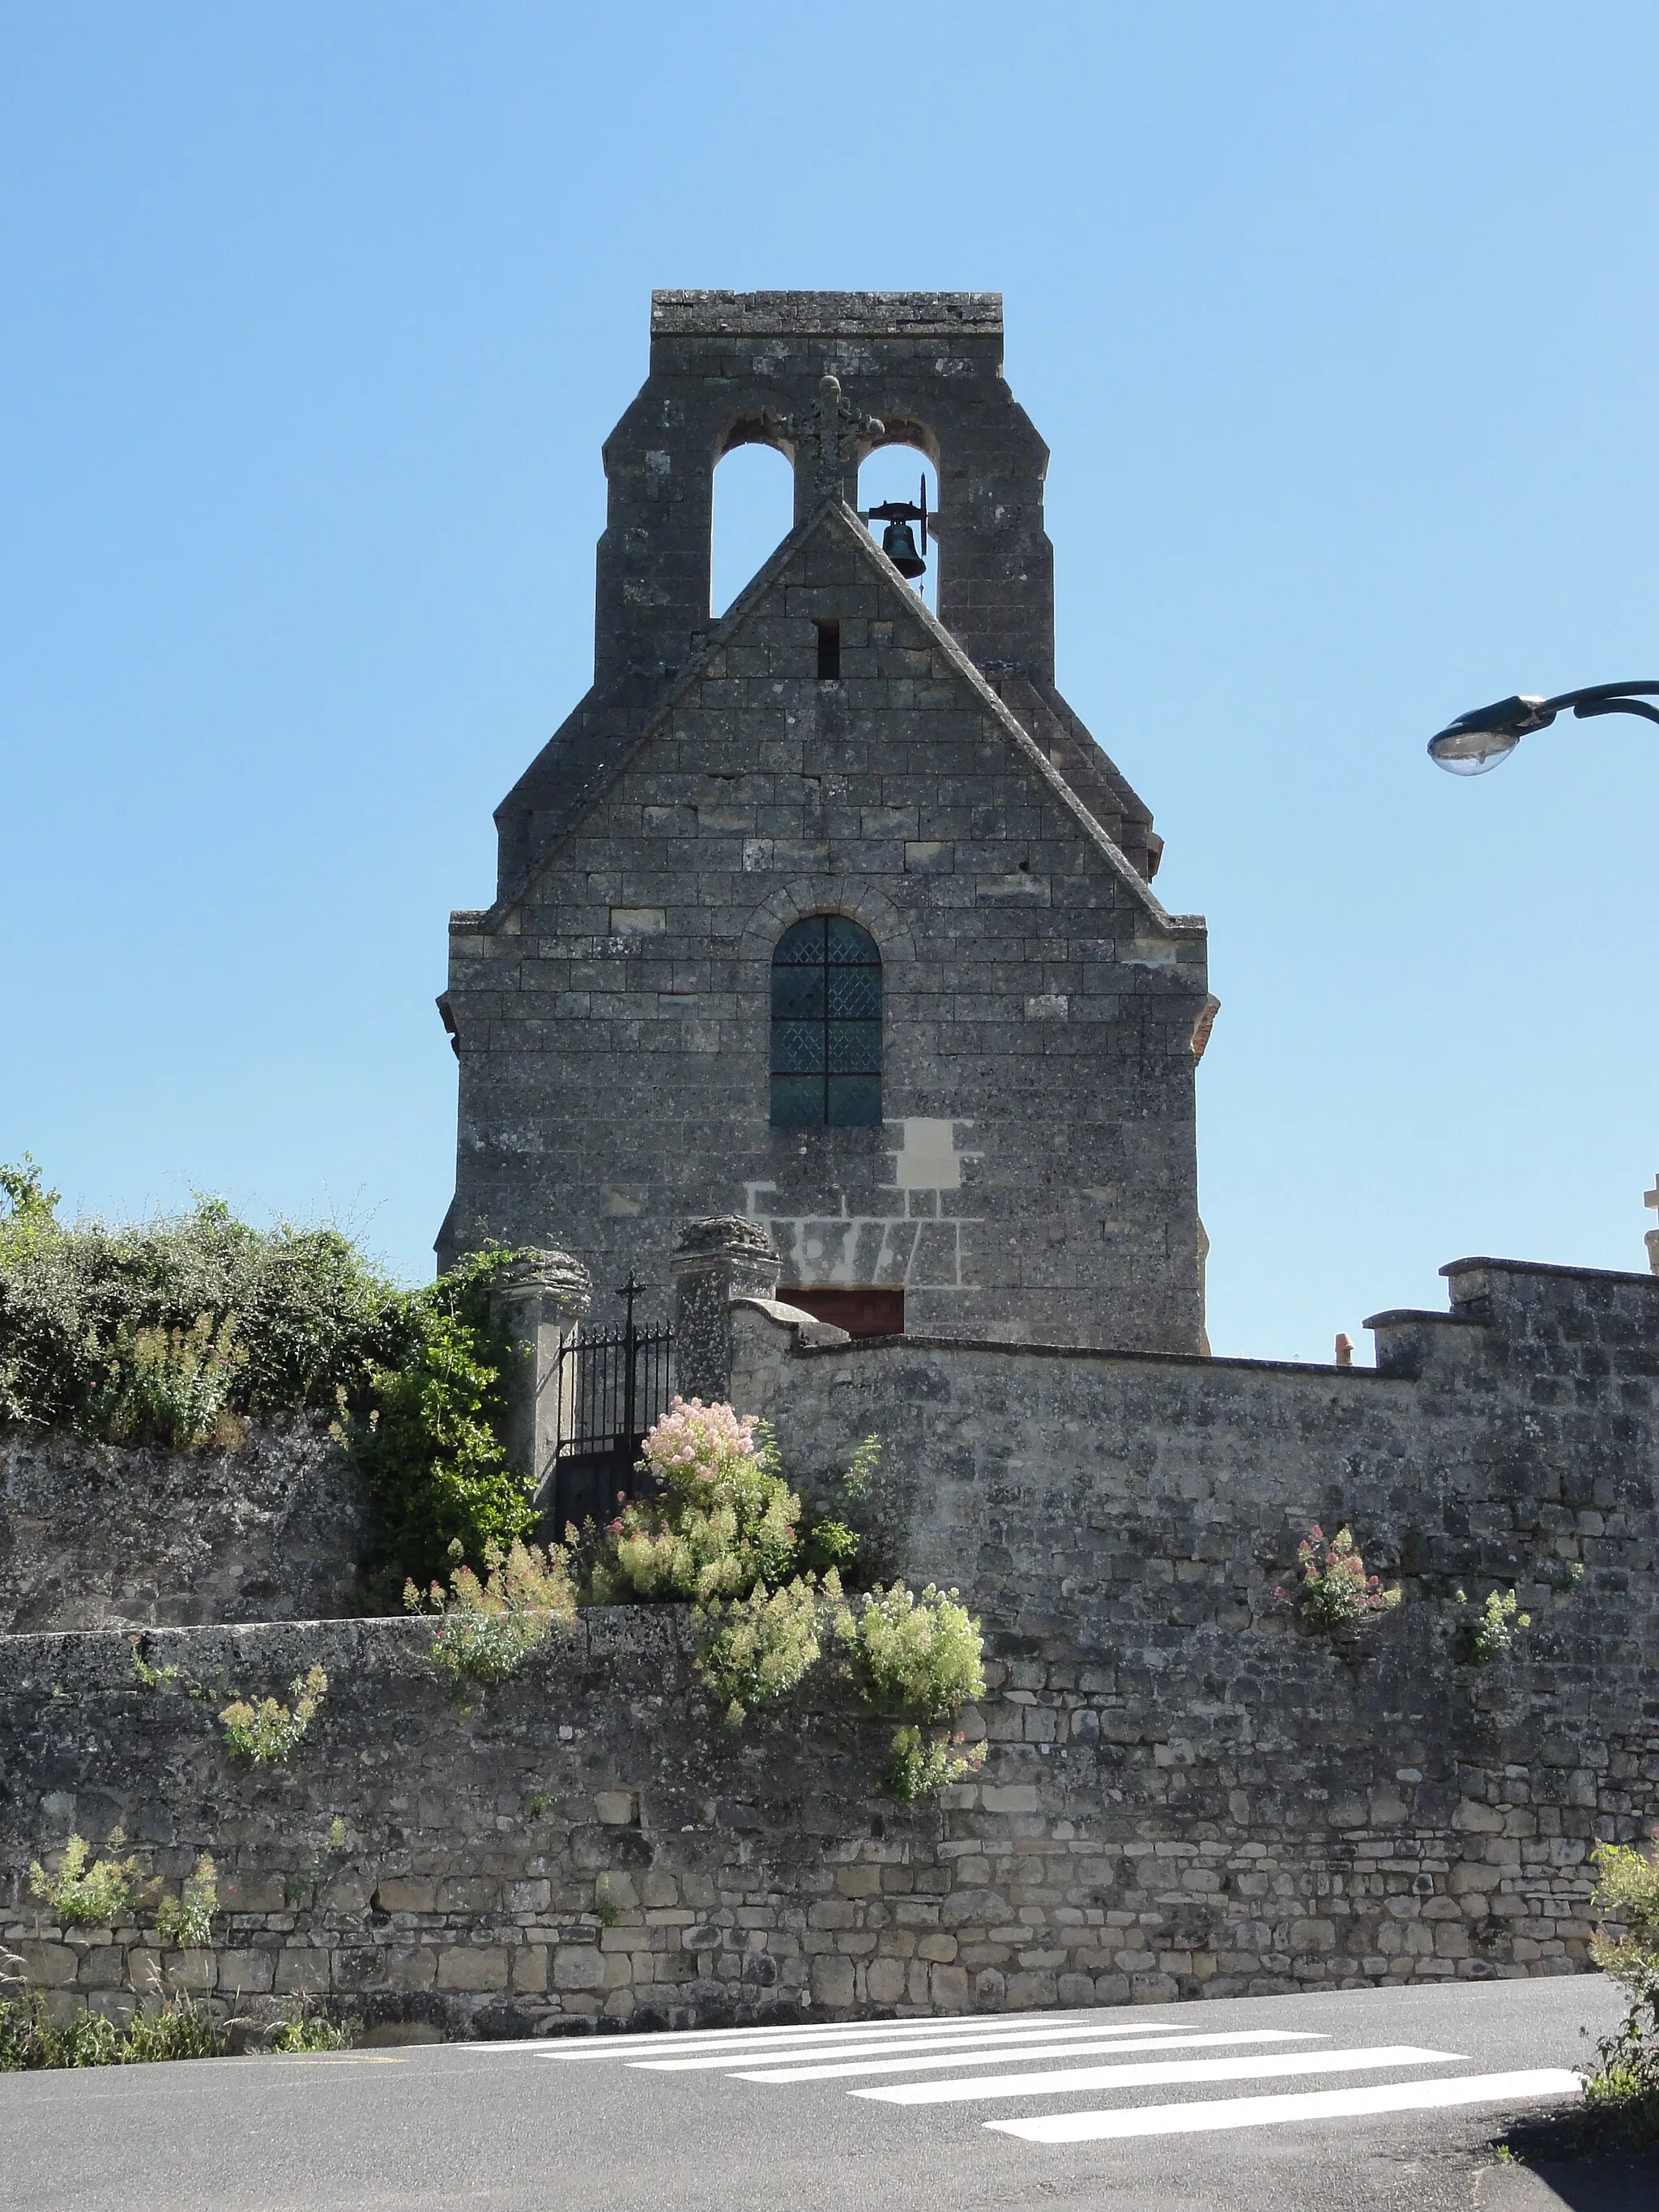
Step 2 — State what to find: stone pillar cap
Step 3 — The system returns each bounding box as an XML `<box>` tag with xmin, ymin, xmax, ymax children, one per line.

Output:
<box><xmin>489</xmin><ymin>1248</ymin><xmax>593</xmax><ymax>1311</ymax></box>
<box><xmin>670</xmin><ymin>1217</ymin><xmax>778</xmax><ymax>1269</ymax></box>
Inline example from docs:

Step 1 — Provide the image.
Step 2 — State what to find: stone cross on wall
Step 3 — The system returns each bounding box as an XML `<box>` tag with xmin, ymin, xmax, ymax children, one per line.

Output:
<box><xmin>768</xmin><ymin>375</ymin><xmax>885</xmax><ymax>500</ymax></box>
<box><xmin>1646</xmin><ymin>1175</ymin><xmax>1659</xmax><ymax>1276</ymax></box>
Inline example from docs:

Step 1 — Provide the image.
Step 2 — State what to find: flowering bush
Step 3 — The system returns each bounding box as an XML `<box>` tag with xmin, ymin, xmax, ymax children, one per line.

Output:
<box><xmin>1454</xmin><ymin>1585</ymin><xmax>1531</xmax><ymax>1664</ymax></box>
<box><xmin>579</xmin><ymin>1398</ymin><xmax>823</xmax><ymax>1605</ymax></box>
<box><xmin>407</xmin><ymin>1537</ymin><xmax>576</xmax><ymax>1689</ymax></box>
<box><xmin>1273</xmin><ymin>1524</ymin><xmax>1400</xmax><ymax>1634</ymax></box>
<box><xmin>885</xmin><ymin>1726</ymin><xmax>987</xmax><ymax>1802</ymax></box>
<box><xmin>642</xmin><ymin>1398</ymin><xmax>762</xmax><ymax>1495</ymax></box>
<box><xmin>219</xmin><ymin>1664</ymin><xmax>328</xmax><ymax>1762</ymax></box>
<box><xmin>571</xmin><ymin>1403</ymin><xmax>985</xmax><ymax>1796</ymax></box>
<box><xmin>28</xmin><ymin>1832</ymin><xmax>148</xmax><ymax>1927</ymax></box>
<box><xmin>90</xmin><ymin>1313</ymin><xmax>249</xmax><ymax>1451</ymax></box>
<box><xmin>155</xmin><ymin>1854</ymin><xmax>216</xmax><ymax>1950</ymax></box>
<box><xmin>696</xmin><ymin>1572</ymin><xmax>836</xmax><ymax>1727</ymax></box>
<box><xmin>834</xmin><ymin>1582</ymin><xmax>987</xmax><ymax>1720</ymax></box>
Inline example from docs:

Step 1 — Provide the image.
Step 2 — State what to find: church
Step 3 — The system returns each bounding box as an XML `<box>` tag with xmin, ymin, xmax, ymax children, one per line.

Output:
<box><xmin>436</xmin><ymin>292</ymin><xmax>1213</xmax><ymax>1352</ymax></box>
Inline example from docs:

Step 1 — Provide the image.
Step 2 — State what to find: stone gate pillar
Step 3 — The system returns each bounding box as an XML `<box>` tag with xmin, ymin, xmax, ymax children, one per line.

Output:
<box><xmin>488</xmin><ymin>1250</ymin><xmax>594</xmax><ymax>1505</ymax></box>
<box><xmin>670</xmin><ymin>1217</ymin><xmax>781</xmax><ymax>1403</ymax></box>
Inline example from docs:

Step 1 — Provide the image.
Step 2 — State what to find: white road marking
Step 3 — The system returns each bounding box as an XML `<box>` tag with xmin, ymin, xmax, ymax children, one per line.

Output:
<box><xmin>545</xmin><ymin>2009</ymin><xmax>1156</xmax><ymax>2061</ymax></box>
<box><xmin>738</xmin><ymin>2030</ymin><xmax>1324</xmax><ymax>2085</ymax></box>
<box><xmin>987</xmin><ymin>2068</ymin><xmax>1584</xmax><ymax>2142</ymax></box>
<box><xmin>843</xmin><ymin>2043</ymin><xmax>1458</xmax><ymax>2103</ymax></box>
<box><xmin>637</xmin><ymin>2022</ymin><xmax>1196</xmax><ymax>2073</ymax></box>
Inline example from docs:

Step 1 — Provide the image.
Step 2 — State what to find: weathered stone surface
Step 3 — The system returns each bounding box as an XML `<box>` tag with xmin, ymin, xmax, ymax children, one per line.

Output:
<box><xmin>438</xmin><ymin>293</ymin><xmax>1201</xmax><ymax>1356</ymax></box>
<box><xmin>2</xmin><ymin>1277</ymin><xmax>1654</xmax><ymax>2044</ymax></box>
<box><xmin>0</xmin><ymin>1415</ymin><xmax>373</xmax><ymax>1633</ymax></box>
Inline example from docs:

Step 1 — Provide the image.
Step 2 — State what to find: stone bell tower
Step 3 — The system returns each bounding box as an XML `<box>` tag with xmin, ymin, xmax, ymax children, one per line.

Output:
<box><xmin>440</xmin><ymin>292</ymin><xmax>1211</xmax><ymax>1356</ymax></box>
<box><xmin>492</xmin><ymin>292</ymin><xmax>1164</xmax><ymax>902</ymax></box>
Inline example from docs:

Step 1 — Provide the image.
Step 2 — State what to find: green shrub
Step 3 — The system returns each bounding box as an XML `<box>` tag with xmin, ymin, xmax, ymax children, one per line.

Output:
<box><xmin>834</xmin><ymin>1582</ymin><xmax>986</xmax><ymax>1721</ymax></box>
<box><xmin>1579</xmin><ymin>1831</ymin><xmax>1659</xmax><ymax>2147</ymax></box>
<box><xmin>219</xmin><ymin>1665</ymin><xmax>328</xmax><ymax>1762</ymax></box>
<box><xmin>1455</xmin><ymin>1585</ymin><xmax>1532</xmax><ymax>1664</ymax></box>
<box><xmin>795</xmin><ymin>1433</ymin><xmax>879</xmax><ymax>1574</ymax></box>
<box><xmin>91</xmin><ymin>1314</ymin><xmax>249</xmax><ymax>1451</ymax></box>
<box><xmin>344</xmin><ymin>1251</ymin><xmax>533</xmax><ymax>1592</ymax></box>
<box><xmin>129</xmin><ymin>1642</ymin><xmax>181</xmax><ymax>1691</ymax></box>
<box><xmin>407</xmin><ymin>1537</ymin><xmax>576</xmax><ymax>1690</ymax></box>
<box><xmin>885</xmin><ymin>1724</ymin><xmax>987</xmax><ymax>1801</ymax></box>
<box><xmin>0</xmin><ymin>1165</ymin><xmax>412</xmax><ymax>1437</ymax></box>
<box><xmin>122</xmin><ymin>1996</ymin><xmax>227</xmax><ymax>2064</ymax></box>
<box><xmin>696</xmin><ymin>1573</ymin><xmax>834</xmax><ymax>1726</ymax></box>
<box><xmin>0</xmin><ymin>1946</ymin><xmax>227</xmax><ymax>2072</ymax></box>
<box><xmin>155</xmin><ymin>1855</ymin><xmax>216</xmax><ymax>1950</ymax></box>
<box><xmin>0</xmin><ymin>1164</ymin><xmax>555</xmax><ymax>1591</ymax></box>
<box><xmin>28</xmin><ymin>1832</ymin><xmax>148</xmax><ymax>1928</ymax></box>
<box><xmin>267</xmin><ymin>2011</ymin><xmax>353</xmax><ymax>2052</ymax></box>
<box><xmin>0</xmin><ymin>1991</ymin><xmax>125</xmax><ymax>2070</ymax></box>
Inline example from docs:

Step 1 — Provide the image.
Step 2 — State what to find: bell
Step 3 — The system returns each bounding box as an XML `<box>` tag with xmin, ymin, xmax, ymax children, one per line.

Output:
<box><xmin>881</xmin><ymin>518</ymin><xmax>926</xmax><ymax>578</ymax></box>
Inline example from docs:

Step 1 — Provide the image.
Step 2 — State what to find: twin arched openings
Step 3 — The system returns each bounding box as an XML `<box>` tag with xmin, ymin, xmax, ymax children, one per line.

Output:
<box><xmin>710</xmin><ymin>441</ymin><xmax>940</xmax><ymax>617</ymax></box>
<box><xmin>770</xmin><ymin>915</ymin><xmax>882</xmax><ymax>1127</ymax></box>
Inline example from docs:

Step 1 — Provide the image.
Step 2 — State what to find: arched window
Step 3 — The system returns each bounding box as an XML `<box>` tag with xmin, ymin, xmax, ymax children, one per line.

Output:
<box><xmin>770</xmin><ymin>916</ymin><xmax>882</xmax><ymax>1127</ymax></box>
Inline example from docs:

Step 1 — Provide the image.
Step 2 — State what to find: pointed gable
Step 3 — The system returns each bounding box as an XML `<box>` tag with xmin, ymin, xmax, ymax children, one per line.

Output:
<box><xmin>493</xmin><ymin>500</ymin><xmax>1198</xmax><ymax>949</ymax></box>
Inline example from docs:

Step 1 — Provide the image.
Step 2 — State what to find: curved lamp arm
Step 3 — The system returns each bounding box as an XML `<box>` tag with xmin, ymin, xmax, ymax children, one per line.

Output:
<box><xmin>1427</xmin><ymin>681</ymin><xmax>1659</xmax><ymax>774</ymax></box>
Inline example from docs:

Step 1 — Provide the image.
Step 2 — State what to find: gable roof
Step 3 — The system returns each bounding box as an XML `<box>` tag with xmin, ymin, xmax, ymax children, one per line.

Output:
<box><xmin>473</xmin><ymin>499</ymin><xmax>1201</xmax><ymax>939</ymax></box>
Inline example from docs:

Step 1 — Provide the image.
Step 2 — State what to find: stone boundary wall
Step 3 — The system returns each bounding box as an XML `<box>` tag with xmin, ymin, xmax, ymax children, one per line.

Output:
<box><xmin>2</xmin><ymin>1254</ymin><xmax>1655</xmax><ymax>2034</ymax></box>
<box><xmin>0</xmin><ymin>1588</ymin><xmax>1647</xmax><ymax>2037</ymax></box>
<box><xmin>0</xmin><ymin>1417</ymin><xmax>373</xmax><ymax>1634</ymax></box>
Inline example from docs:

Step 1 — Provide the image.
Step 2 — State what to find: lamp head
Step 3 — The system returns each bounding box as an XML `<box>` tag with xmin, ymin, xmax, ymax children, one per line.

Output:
<box><xmin>1427</xmin><ymin>694</ymin><xmax>1553</xmax><ymax>775</ymax></box>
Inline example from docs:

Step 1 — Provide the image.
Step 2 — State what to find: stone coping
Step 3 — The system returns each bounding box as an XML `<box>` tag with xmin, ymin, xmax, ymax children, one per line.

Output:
<box><xmin>0</xmin><ymin>1606</ymin><xmax>694</xmax><ymax>1676</ymax></box>
<box><xmin>650</xmin><ymin>289</ymin><xmax>1003</xmax><ymax>336</ymax></box>
<box><xmin>1440</xmin><ymin>1254</ymin><xmax>1659</xmax><ymax>1289</ymax></box>
<box><xmin>782</xmin><ymin>1328</ymin><xmax>1397</xmax><ymax>1383</ymax></box>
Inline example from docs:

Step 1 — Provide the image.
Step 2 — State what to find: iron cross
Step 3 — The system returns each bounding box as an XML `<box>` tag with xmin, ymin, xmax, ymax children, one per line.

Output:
<box><xmin>769</xmin><ymin>374</ymin><xmax>885</xmax><ymax>500</ymax></box>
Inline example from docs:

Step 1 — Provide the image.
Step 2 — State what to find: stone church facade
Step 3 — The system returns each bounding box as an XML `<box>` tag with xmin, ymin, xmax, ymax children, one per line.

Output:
<box><xmin>437</xmin><ymin>292</ymin><xmax>1212</xmax><ymax>1351</ymax></box>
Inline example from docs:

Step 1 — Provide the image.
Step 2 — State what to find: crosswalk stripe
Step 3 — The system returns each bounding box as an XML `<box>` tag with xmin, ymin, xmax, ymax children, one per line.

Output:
<box><xmin>736</xmin><ymin>2029</ymin><xmax>1324</xmax><ymax>2086</ymax></box>
<box><xmin>636</xmin><ymin>2022</ymin><xmax>1197</xmax><ymax>2073</ymax></box>
<box><xmin>850</xmin><ymin>2044</ymin><xmax>1461</xmax><ymax>2103</ymax></box>
<box><xmin>547</xmin><ymin>2009</ymin><xmax>1159</xmax><ymax>2061</ymax></box>
<box><xmin>986</xmin><ymin>2068</ymin><xmax>1585</xmax><ymax>2142</ymax></box>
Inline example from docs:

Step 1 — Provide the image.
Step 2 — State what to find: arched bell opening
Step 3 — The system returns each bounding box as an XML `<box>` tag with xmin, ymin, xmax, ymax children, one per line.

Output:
<box><xmin>710</xmin><ymin>429</ymin><xmax>795</xmax><ymax>619</ymax></box>
<box><xmin>857</xmin><ymin>438</ymin><xmax>940</xmax><ymax>612</ymax></box>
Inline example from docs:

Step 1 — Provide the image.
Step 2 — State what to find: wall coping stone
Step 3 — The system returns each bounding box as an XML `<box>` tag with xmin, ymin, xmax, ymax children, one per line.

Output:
<box><xmin>778</xmin><ymin>1328</ymin><xmax>1409</xmax><ymax>1384</ymax></box>
<box><xmin>650</xmin><ymin>290</ymin><xmax>1003</xmax><ymax>337</ymax></box>
<box><xmin>0</xmin><ymin>1607</ymin><xmax>696</xmax><ymax>1684</ymax></box>
<box><xmin>1439</xmin><ymin>1255</ymin><xmax>1659</xmax><ymax>1288</ymax></box>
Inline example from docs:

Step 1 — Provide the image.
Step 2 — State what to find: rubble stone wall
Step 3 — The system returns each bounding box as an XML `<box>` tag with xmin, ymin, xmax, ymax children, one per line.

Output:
<box><xmin>0</xmin><ymin>1417</ymin><xmax>372</xmax><ymax>1634</ymax></box>
<box><xmin>2</xmin><ymin>1255</ymin><xmax>1655</xmax><ymax>2035</ymax></box>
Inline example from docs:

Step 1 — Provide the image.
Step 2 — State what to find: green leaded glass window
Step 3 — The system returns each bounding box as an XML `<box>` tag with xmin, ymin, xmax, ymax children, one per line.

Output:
<box><xmin>770</xmin><ymin>915</ymin><xmax>883</xmax><ymax>1127</ymax></box>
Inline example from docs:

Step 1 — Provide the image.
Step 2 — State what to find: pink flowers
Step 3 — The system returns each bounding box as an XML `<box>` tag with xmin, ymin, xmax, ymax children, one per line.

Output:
<box><xmin>641</xmin><ymin>1396</ymin><xmax>763</xmax><ymax>1495</ymax></box>
<box><xmin>1277</xmin><ymin>1523</ymin><xmax>1401</xmax><ymax>1633</ymax></box>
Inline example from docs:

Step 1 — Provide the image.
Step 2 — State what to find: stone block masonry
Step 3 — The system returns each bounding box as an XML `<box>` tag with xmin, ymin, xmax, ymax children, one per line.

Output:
<box><xmin>0</xmin><ymin>1415</ymin><xmax>372</xmax><ymax>1634</ymax></box>
<box><xmin>440</xmin><ymin>290</ymin><xmax>1205</xmax><ymax>1356</ymax></box>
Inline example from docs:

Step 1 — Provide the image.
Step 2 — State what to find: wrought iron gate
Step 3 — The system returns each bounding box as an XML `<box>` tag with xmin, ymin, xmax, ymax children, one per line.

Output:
<box><xmin>545</xmin><ymin>1275</ymin><xmax>673</xmax><ymax>1536</ymax></box>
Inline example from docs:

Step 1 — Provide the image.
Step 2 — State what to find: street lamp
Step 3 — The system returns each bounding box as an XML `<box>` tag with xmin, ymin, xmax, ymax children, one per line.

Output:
<box><xmin>1427</xmin><ymin>681</ymin><xmax>1659</xmax><ymax>775</ymax></box>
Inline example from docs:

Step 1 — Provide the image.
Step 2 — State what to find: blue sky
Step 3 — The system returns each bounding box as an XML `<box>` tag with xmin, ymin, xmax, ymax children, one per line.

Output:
<box><xmin>4</xmin><ymin>2</ymin><xmax>1657</xmax><ymax>1361</ymax></box>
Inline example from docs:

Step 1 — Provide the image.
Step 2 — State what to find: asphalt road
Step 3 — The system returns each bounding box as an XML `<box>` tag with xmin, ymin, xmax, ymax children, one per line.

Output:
<box><xmin>3</xmin><ymin>1976</ymin><xmax>1655</xmax><ymax>2212</ymax></box>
